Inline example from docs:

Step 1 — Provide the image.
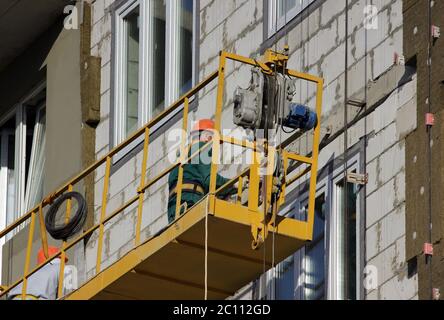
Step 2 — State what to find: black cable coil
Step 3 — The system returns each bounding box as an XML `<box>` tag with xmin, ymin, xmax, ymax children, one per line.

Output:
<box><xmin>45</xmin><ymin>192</ymin><xmax>88</xmax><ymax>240</ymax></box>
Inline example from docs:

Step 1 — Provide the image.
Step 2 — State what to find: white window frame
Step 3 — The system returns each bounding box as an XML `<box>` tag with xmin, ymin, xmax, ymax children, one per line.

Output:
<box><xmin>114</xmin><ymin>0</ymin><xmax>196</xmax><ymax>146</ymax></box>
<box><xmin>328</xmin><ymin>161</ymin><xmax>361</xmax><ymax>300</ymax></box>
<box><xmin>0</xmin><ymin>110</ymin><xmax>14</xmax><ymax>284</ymax></box>
<box><xmin>23</xmin><ymin>104</ymin><xmax>46</xmax><ymax>213</ymax></box>
<box><xmin>268</xmin><ymin>0</ymin><xmax>317</xmax><ymax>38</ymax></box>
<box><xmin>114</xmin><ymin>0</ymin><xmax>143</xmax><ymax>145</ymax></box>
<box><xmin>268</xmin><ymin>152</ymin><xmax>361</xmax><ymax>300</ymax></box>
<box><xmin>0</xmin><ymin>108</ymin><xmax>16</xmax><ymax>232</ymax></box>
<box><xmin>0</xmin><ymin>82</ymin><xmax>46</xmax><ymax>225</ymax></box>
<box><xmin>292</xmin><ymin>178</ymin><xmax>328</xmax><ymax>300</ymax></box>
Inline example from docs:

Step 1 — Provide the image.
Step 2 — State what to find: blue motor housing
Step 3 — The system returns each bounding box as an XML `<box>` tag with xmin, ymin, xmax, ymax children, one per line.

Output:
<box><xmin>282</xmin><ymin>104</ymin><xmax>318</xmax><ymax>131</ymax></box>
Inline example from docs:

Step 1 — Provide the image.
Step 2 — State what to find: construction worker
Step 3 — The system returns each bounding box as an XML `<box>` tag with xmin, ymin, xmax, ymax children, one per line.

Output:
<box><xmin>8</xmin><ymin>246</ymin><xmax>74</xmax><ymax>300</ymax></box>
<box><xmin>168</xmin><ymin>119</ymin><xmax>238</xmax><ymax>223</ymax></box>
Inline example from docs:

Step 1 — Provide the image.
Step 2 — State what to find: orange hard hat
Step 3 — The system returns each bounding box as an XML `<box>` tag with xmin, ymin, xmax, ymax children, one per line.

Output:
<box><xmin>37</xmin><ymin>246</ymin><xmax>68</xmax><ymax>265</ymax></box>
<box><xmin>192</xmin><ymin>119</ymin><xmax>215</xmax><ymax>133</ymax></box>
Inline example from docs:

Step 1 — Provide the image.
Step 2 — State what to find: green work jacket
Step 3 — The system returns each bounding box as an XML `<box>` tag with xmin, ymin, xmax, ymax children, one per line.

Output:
<box><xmin>167</xmin><ymin>141</ymin><xmax>237</xmax><ymax>223</ymax></box>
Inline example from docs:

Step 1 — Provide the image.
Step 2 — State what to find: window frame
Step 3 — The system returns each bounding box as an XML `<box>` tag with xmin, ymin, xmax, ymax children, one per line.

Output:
<box><xmin>113</xmin><ymin>0</ymin><xmax>197</xmax><ymax>146</ymax></box>
<box><xmin>0</xmin><ymin>82</ymin><xmax>46</xmax><ymax>282</ymax></box>
<box><xmin>23</xmin><ymin>104</ymin><xmax>46</xmax><ymax>213</ymax></box>
<box><xmin>0</xmin><ymin>108</ymin><xmax>17</xmax><ymax>233</ymax></box>
<box><xmin>328</xmin><ymin>160</ymin><xmax>361</xmax><ymax>300</ymax></box>
<box><xmin>291</xmin><ymin>178</ymin><xmax>329</xmax><ymax>300</ymax></box>
<box><xmin>270</xmin><ymin>151</ymin><xmax>362</xmax><ymax>300</ymax></box>
<box><xmin>114</xmin><ymin>0</ymin><xmax>143</xmax><ymax>145</ymax></box>
<box><xmin>267</xmin><ymin>0</ymin><xmax>317</xmax><ymax>38</ymax></box>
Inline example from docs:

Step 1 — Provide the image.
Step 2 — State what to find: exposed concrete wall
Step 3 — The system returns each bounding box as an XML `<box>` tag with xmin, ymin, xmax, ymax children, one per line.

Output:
<box><xmin>88</xmin><ymin>0</ymin><xmax>121</xmax><ymax>279</ymax></box>
<box><xmin>199</xmin><ymin>0</ymin><xmax>416</xmax><ymax>300</ymax></box>
<box><xmin>89</xmin><ymin>0</ymin><xmax>419</xmax><ymax>299</ymax></box>
<box><xmin>364</xmin><ymin>67</ymin><xmax>417</xmax><ymax>299</ymax></box>
<box><xmin>85</xmin><ymin>0</ymin><xmax>180</xmax><ymax>280</ymax></box>
<box><xmin>248</xmin><ymin>65</ymin><xmax>419</xmax><ymax>300</ymax></box>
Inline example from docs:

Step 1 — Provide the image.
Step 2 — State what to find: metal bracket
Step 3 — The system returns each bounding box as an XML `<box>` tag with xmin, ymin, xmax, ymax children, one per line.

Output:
<box><xmin>347</xmin><ymin>99</ymin><xmax>366</xmax><ymax>108</ymax></box>
<box><xmin>426</xmin><ymin>113</ymin><xmax>435</xmax><ymax>127</ymax></box>
<box><xmin>262</xmin><ymin>46</ymin><xmax>289</xmax><ymax>70</ymax></box>
<box><xmin>251</xmin><ymin>225</ymin><xmax>264</xmax><ymax>251</ymax></box>
<box><xmin>424</xmin><ymin>243</ymin><xmax>434</xmax><ymax>256</ymax></box>
<box><xmin>347</xmin><ymin>172</ymin><xmax>369</xmax><ymax>185</ymax></box>
<box><xmin>432</xmin><ymin>25</ymin><xmax>441</xmax><ymax>39</ymax></box>
<box><xmin>433</xmin><ymin>288</ymin><xmax>441</xmax><ymax>300</ymax></box>
<box><xmin>394</xmin><ymin>52</ymin><xmax>405</xmax><ymax>66</ymax></box>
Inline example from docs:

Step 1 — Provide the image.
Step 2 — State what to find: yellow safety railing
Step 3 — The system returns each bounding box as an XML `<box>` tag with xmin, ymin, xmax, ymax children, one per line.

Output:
<box><xmin>0</xmin><ymin>50</ymin><xmax>323</xmax><ymax>300</ymax></box>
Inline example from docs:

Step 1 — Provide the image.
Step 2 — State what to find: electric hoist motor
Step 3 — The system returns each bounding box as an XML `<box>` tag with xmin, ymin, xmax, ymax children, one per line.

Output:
<box><xmin>283</xmin><ymin>103</ymin><xmax>318</xmax><ymax>131</ymax></box>
<box><xmin>233</xmin><ymin>68</ymin><xmax>264</xmax><ymax>129</ymax></box>
<box><xmin>233</xmin><ymin>68</ymin><xmax>318</xmax><ymax>132</ymax></box>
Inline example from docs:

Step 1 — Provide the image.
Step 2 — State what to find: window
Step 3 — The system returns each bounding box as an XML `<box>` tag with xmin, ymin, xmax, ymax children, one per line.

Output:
<box><xmin>125</xmin><ymin>6</ymin><xmax>140</xmax><ymax>137</ymax></box>
<box><xmin>0</xmin><ymin>87</ymin><xmax>46</xmax><ymax>281</ymax></box>
<box><xmin>274</xmin><ymin>194</ymin><xmax>326</xmax><ymax>300</ymax></box>
<box><xmin>0</xmin><ymin>117</ymin><xmax>17</xmax><ymax>227</ymax></box>
<box><xmin>303</xmin><ymin>194</ymin><xmax>326</xmax><ymax>300</ymax></box>
<box><xmin>114</xmin><ymin>0</ymin><xmax>195</xmax><ymax>144</ymax></box>
<box><xmin>176</xmin><ymin>0</ymin><xmax>194</xmax><ymax>96</ymax></box>
<box><xmin>271</xmin><ymin>154</ymin><xmax>361</xmax><ymax>300</ymax></box>
<box><xmin>332</xmin><ymin>180</ymin><xmax>358</xmax><ymax>300</ymax></box>
<box><xmin>268</xmin><ymin>0</ymin><xmax>317</xmax><ymax>37</ymax></box>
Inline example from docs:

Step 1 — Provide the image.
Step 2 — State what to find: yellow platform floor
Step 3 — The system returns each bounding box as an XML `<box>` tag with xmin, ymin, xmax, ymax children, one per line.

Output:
<box><xmin>66</xmin><ymin>198</ymin><xmax>310</xmax><ymax>300</ymax></box>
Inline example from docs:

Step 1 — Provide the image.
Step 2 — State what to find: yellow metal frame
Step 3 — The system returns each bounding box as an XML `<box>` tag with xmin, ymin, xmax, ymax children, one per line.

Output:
<box><xmin>209</xmin><ymin>51</ymin><xmax>323</xmax><ymax>249</ymax></box>
<box><xmin>0</xmin><ymin>49</ymin><xmax>323</xmax><ymax>300</ymax></box>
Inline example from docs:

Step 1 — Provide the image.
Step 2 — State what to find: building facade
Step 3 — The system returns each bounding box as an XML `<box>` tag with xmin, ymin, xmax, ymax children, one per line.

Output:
<box><xmin>2</xmin><ymin>0</ymin><xmax>444</xmax><ymax>300</ymax></box>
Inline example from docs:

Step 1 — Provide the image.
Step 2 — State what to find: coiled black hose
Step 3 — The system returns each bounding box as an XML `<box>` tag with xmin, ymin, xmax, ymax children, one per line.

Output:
<box><xmin>45</xmin><ymin>192</ymin><xmax>88</xmax><ymax>240</ymax></box>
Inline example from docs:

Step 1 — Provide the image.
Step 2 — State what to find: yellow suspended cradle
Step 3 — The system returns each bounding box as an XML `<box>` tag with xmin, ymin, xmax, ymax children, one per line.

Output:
<box><xmin>0</xmin><ymin>49</ymin><xmax>323</xmax><ymax>300</ymax></box>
